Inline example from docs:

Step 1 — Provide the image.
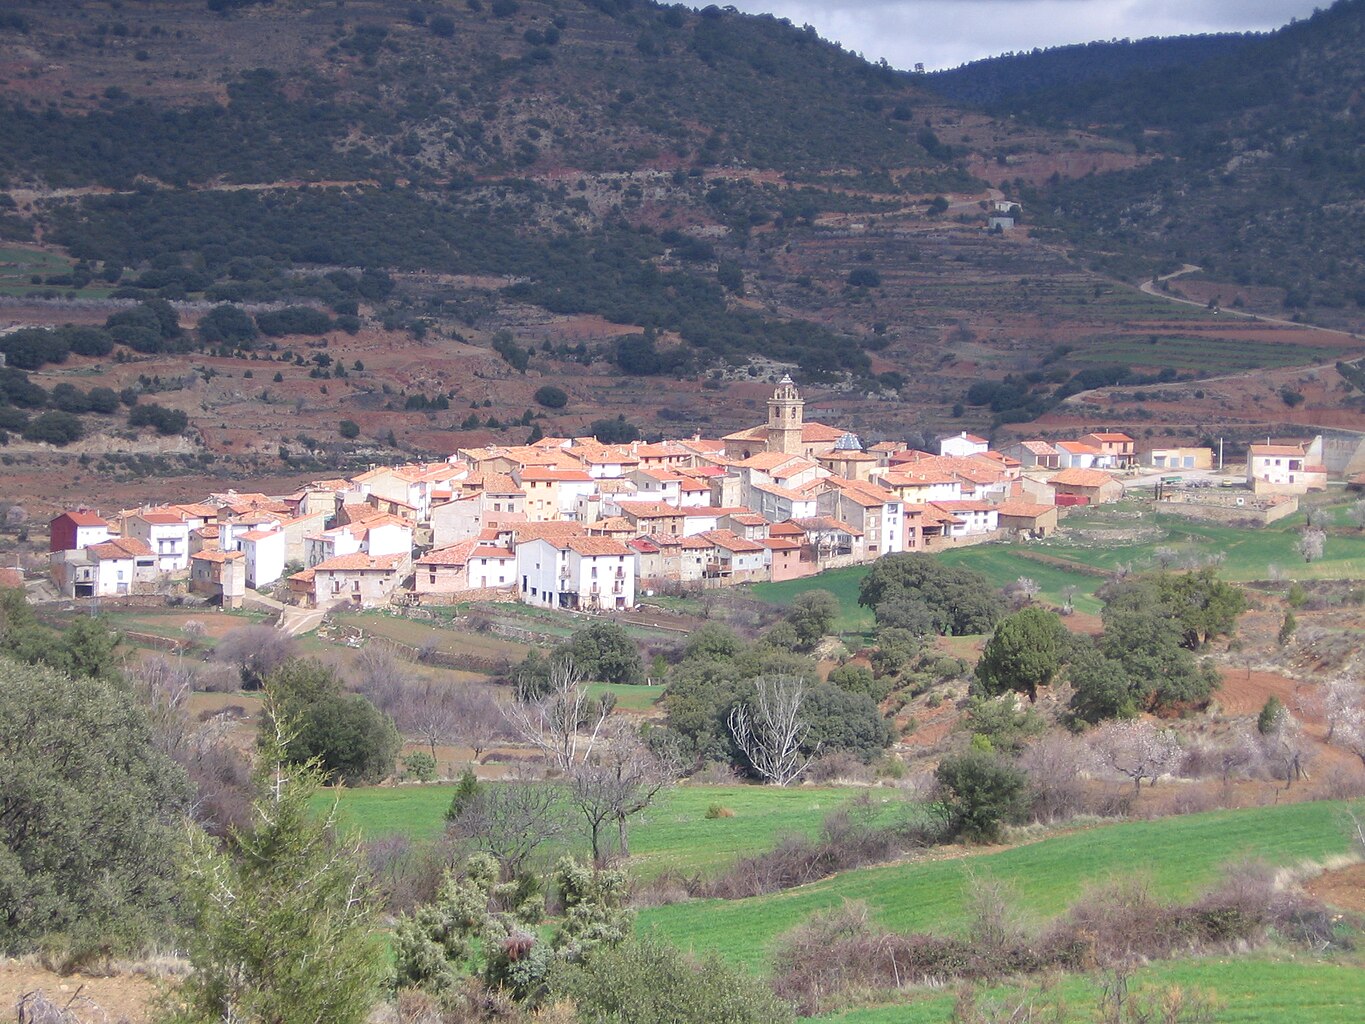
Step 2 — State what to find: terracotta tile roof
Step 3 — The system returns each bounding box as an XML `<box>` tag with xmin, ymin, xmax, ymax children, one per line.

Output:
<box><xmin>89</xmin><ymin>537</ymin><xmax>153</xmax><ymax>559</ymax></box>
<box><xmin>53</xmin><ymin>511</ymin><xmax>108</xmax><ymax>527</ymax></box>
<box><xmin>628</xmin><ymin>537</ymin><xmax>661</xmax><ymax>553</ymax></box>
<box><xmin>725</xmin><ymin>513</ymin><xmax>768</xmax><ymax>526</ymax></box>
<box><xmin>1015</xmin><ymin>440</ymin><xmax>1060</xmax><ymax>456</ymax></box>
<box><xmin>1249</xmin><ymin>444</ymin><xmax>1308</xmax><ymax>457</ymax></box>
<box><xmin>1052</xmin><ymin>468</ymin><xmax>1119</xmax><ymax>488</ymax></box>
<box><xmin>564</xmin><ymin>537</ymin><xmax>631</xmax><ymax>557</ymax></box>
<box><xmin>737</xmin><ymin>451</ymin><xmax>805</xmax><ymax>471</ymax></box>
<box><xmin>701</xmin><ymin>529</ymin><xmax>766</xmax><ymax>554</ymax></box>
<box><xmin>1056</xmin><ymin>441</ymin><xmax>1101</xmax><ymax>455</ymax></box>
<box><xmin>868</xmin><ymin>441</ymin><xmax>903</xmax><ymax>453</ymax></box>
<box><xmin>904</xmin><ymin>503</ymin><xmax>962</xmax><ymax>526</ymax></box>
<box><xmin>760</xmin><ymin>537</ymin><xmax>801</xmax><ymax>550</ymax></box>
<box><xmin>191</xmin><ymin>549</ymin><xmax>243</xmax><ymax>563</ymax></box>
<box><xmin>791</xmin><ymin>515</ymin><xmax>862</xmax><ymax>536</ymax></box>
<box><xmin>311</xmin><ymin>553</ymin><xmax>407</xmax><ymax>572</ymax></box>
<box><xmin>931</xmin><ymin>500</ymin><xmax>995</xmax><ymax>513</ymax></box>
<box><xmin>135</xmin><ymin>511</ymin><xmax>188</xmax><ymax>525</ymax></box>
<box><xmin>1087</xmin><ymin>432</ymin><xmax>1134</xmax><ymax>443</ymax></box>
<box><xmin>169</xmin><ymin>502</ymin><xmax>219</xmax><ymax>518</ymax></box>
<box><xmin>239</xmin><ymin>529</ymin><xmax>283</xmax><ymax>543</ymax></box>
<box><xmin>193</xmin><ymin>524</ymin><xmax>220</xmax><ymax>539</ymax></box>
<box><xmin>462</xmin><ymin>470</ymin><xmax>522</xmax><ymax>492</ymax></box>
<box><xmin>417</xmin><ymin>540</ymin><xmax>478</xmax><ymax>567</ymax></box>
<box><xmin>942</xmin><ymin>432</ymin><xmax>989</xmax><ymax>444</ymax></box>
<box><xmin>511</xmin><ymin>522</ymin><xmax>587</xmax><ymax>544</ymax></box>
<box><xmin>616</xmin><ymin>500</ymin><xmax>683</xmax><ymax>519</ymax></box>
<box><xmin>517</xmin><ymin>467</ymin><xmax>594</xmax><ymax>482</ymax></box>
<box><xmin>996</xmin><ymin>500</ymin><xmax>1056</xmax><ymax>518</ymax></box>
<box><xmin>586</xmin><ymin>516</ymin><xmax>634</xmax><ymax>533</ymax></box>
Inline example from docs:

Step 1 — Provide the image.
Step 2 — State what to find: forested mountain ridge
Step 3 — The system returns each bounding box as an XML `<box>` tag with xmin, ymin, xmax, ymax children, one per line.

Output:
<box><xmin>930</xmin><ymin>0</ymin><xmax>1365</xmax><ymax>322</ymax></box>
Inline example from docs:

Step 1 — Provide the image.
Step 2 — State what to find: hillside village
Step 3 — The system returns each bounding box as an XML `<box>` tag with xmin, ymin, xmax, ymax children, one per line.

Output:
<box><xmin>45</xmin><ymin>377</ymin><xmax>1331</xmax><ymax>613</ymax></box>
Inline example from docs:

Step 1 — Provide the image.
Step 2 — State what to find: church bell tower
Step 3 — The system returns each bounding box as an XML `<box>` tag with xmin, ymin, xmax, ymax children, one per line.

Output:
<box><xmin>766</xmin><ymin>374</ymin><xmax>804</xmax><ymax>455</ymax></box>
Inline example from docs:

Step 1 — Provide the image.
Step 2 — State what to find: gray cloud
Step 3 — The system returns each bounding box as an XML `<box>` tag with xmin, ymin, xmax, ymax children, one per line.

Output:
<box><xmin>722</xmin><ymin>1</ymin><xmax>1323</xmax><ymax>70</ymax></box>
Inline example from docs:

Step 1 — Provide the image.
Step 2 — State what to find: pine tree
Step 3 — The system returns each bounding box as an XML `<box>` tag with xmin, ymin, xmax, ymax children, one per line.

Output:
<box><xmin>160</xmin><ymin>709</ymin><xmax>384</xmax><ymax>1024</ymax></box>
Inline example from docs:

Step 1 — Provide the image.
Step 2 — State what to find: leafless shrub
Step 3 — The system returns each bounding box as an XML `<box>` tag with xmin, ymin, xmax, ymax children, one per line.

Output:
<box><xmin>193</xmin><ymin>661</ymin><xmax>242</xmax><ymax>694</ymax></box>
<box><xmin>445</xmin><ymin>780</ymin><xmax>570</xmax><ymax>877</ymax></box>
<box><xmin>452</xmin><ymin>684</ymin><xmax>512</xmax><ymax>762</ymax></box>
<box><xmin>211</xmin><ymin>625</ymin><xmax>297</xmax><ymax>688</ymax></box>
<box><xmin>806</xmin><ymin>749</ymin><xmax>874</xmax><ymax>784</ymax></box>
<box><xmin>690</xmin><ymin>761</ymin><xmax>743</xmax><ymax>785</ymax></box>
<box><xmin>350</xmin><ymin>643</ymin><xmax>412</xmax><ymax>713</ymax></box>
<box><xmin>16</xmin><ymin>990</ymin><xmax>109</xmax><ymax>1024</ymax></box>
<box><xmin>366</xmin><ymin>834</ymin><xmax>453</xmax><ymax>914</ymax></box>
<box><xmin>705</xmin><ymin>801</ymin><xmax>939</xmax><ymax>900</ymax></box>
<box><xmin>1019</xmin><ymin>733</ymin><xmax>1091</xmax><ymax>823</ymax></box>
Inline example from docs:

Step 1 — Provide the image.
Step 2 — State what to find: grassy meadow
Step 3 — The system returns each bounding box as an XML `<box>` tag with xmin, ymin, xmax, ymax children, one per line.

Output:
<box><xmin>636</xmin><ymin>799</ymin><xmax>1356</xmax><ymax>971</ymax></box>
<box><xmin>329</xmin><ymin>782</ymin><xmax>913</xmax><ymax>876</ymax></box>
<box><xmin>814</xmin><ymin>955</ymin><xmax>1365</xmax><ymax>1024</ymax></box>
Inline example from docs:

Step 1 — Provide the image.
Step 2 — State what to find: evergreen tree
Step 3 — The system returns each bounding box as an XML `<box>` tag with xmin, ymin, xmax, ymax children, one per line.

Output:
<box><xmin>161</xmin><ymin>711</ymin><xmax>384</xmax><ymax>1024</ymax></box>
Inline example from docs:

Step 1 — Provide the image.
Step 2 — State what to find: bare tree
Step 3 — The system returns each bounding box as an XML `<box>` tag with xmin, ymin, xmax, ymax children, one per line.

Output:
<box><xmin>349</xmin><ymin>643</ymin><xmax>411</xmax><ymax>714</ymax></box>
<box><xmin>445</xmin><ymin>771</ymin><xmax>569</xmax><ymax>877</ymax></box>
<box><xmin>1321</xmin><ymin>678</ymin><xmax>1364</xmax><ymax>744</ymax></box>
<box><xmin>399</xmin><ymin>681</ymin><xmax>461</xmax><ymax>763</ymax></box>
<box><xmin>129</xmin><ymin>654</ymin><xmax>196</xmax><ymax>759</ymax></box>
<box><xmin>1348</xmin><ymin>500</ymin><xmax>1365</xmax><ymax>532</ymax></box>
<box><xmin>1258</xmin><ymin>707</ymin><xmax>1312</xmax><ymax>787</ymax></box>
<box><xmin>1297</xmin><ymin>527</ymin><xmax>1326</xmax><ymax>563</ymax></box>
<box><xmin>1089</xmin><ymin>721</ymin><xmax>1181</xmax><ymax>793</ymax></box>
<box><xmin>212</xmin><ymin>625</ymin><xmax>297</xmax><ymax>688</ymax></box>
<box><xmin>1018</xmin><ymin>732</ymin><xmax>1091</xmax><ymax>822</ymax></box>
<box><xmin>502</xmin><ymin>656</ymin><xmax>609</xmax><ymax>773</ymax></box>
<box><xmin>1152</xmin><ymin>546</ymin><xmax>1178</xmax><ymax>570</ymax></box>
<box><xmin>568</xmin><ymin>719</ymin><xmax>683</xmax><ymax>863</ymax></box>
<box><xmin>728</xmin><ymin>674</ymin><xmax>819</xmax><ymax>786</ymax></box>
<box><xmin>451</xmin><ymin>684</ymin><xmax>510</xmax><ymax>762</ymax></box>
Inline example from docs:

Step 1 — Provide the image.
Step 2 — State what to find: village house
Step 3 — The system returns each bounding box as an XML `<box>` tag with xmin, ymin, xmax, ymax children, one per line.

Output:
<box><xmin>189</xmin><ymin>550</ymin><xmax>246</xmax><ymax>609</ymax></box>
<box><xmin>1055</xmin><ymin>440</ymin><xmax>1105</xmax><ymax>469</ymax></box>
<box><xmin>415</xmin><ymin>540</ymin><xmax>516</xmax><ymax>599</ymax></box>
<box><xmin>700</xmin><ymin>530</ymin><xmax>768</xmax><ymax>583</ymax></box>
<box><xmin>430</xmin><ymin>485</ymin><xmax>526</xmax><ymax>547</ymax></box>
<box><xmin>1084</xmin><ymin>432</ymin><xmax>1137</xmax><ymax>468</ymax></box>
<box><xmin>240</xmin><ymin>527</ymin><xmax>287</xmax><ymax>589</ymax></box>
<box><xmin>290</xmin><ymin>552</ymin><xmax>411</xmax><ymax>609</ymax></box>
<box><xmin>516</xmin><ymin>535</ymin><xmax>635</xmax><ymax>612</ymax></box>
<box><xmin>929</xmin><ymin>500</ymin><xmax>999</xmax><ymax>538</ymax></box>
<box><xmin>995</xmin><ymin>500</ymin><xmax>1060</xmax><ymax>538</ymax></box>
<box><xmin>615</xmin><ymin>500</ymin><xmax>687</xmax><ymax>538</ymax></box>
<box><xmin>1246</xmin><ymin>438</ymin><xmax>1328</xmax><ymax>495</ymax></box>
<box><xmin>124</xmin><ymin>510</ymin><xmax>191</xmax><ymax>573</ymax></box>
<box><xmin>515</xmin><ymin>467</ymin><xmax>597</xmax><ymax>522</ymax></box>
<box><xmin>53</xmin><ymin>537</ymin><xmax>157</xmax><ymax>598</ymax></box>
<box><xmin>939</xmin><ymin>431</ymin><xmax>990</xmax><ymax>458</ymax></box>
<box><xmin>999</xmin><ymin>440</ymin><xmax>1062</xmax><ymax>470</ymax></box>
<box><xmin>1051</xmin><ymin>468</ymin><xmax>1126</xmax><ymax>505</ymax></box>
<box><xmin>48</xmin><ymin>511</ymin><xmax>111</xmax><ymax>553</ymax></box>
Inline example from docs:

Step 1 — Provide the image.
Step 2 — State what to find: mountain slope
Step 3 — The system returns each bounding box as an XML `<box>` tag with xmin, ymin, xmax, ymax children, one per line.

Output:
<box><xmin>931</xmin><ymin>0</ymin><xmax>1365</xmax><ymax>327</ymax></box>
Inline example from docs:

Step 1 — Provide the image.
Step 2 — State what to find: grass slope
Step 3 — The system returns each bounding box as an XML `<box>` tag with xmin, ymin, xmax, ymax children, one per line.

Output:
<box><xmin>637</xmin><ymin>800</ymin><xmax>1354</xmax><ymax>971</ymax></box>
<box><xmin>328</xmin><ymin>783</ymin><xmax>906</xmax><ymax>876</ymax></box>
<box><xmin>815</xmin><ymin>954</ymin><xmax>1365</xmax><ymax>1024</ymax></box>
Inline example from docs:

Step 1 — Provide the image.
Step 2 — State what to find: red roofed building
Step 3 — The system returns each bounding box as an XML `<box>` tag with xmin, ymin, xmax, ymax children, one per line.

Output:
<box><xmin>415</xmin><ymin>540</ymin><xmax>516</xmax><ymax>599</ymax></box>
<box><xmin>290</xmin><ymin>552</ymin><xmax>411</xmax><ymax>608</ymax></box>
<box><xmin>515</xmin><ymin>532</ymin><xmax>635</xmax><ymax>611</ymax></box>
<box><xmin>49</xmin><ymin>510</ymin><xmax>111</xmax><ymax>553</ymax></box>
<box><xmin>1051</xmin><ymin>468</ymin><xmax>1126</xmax><ymax>505</ymax></box>
<box><xmin>1246</xmin><ymin>437</ymin><xmax>1328</xmax><ymax>494</ymax></box>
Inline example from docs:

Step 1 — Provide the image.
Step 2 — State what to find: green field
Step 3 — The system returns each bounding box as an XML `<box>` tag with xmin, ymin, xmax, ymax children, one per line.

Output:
<box><xmin>328</xmin><ymin>783</ymin><xmax>912</xmax><ymax>876</ymax></box>
<box><xmin>585</xmin><ymin>681</ymin><xmax>666</xmax><ymax>712</ymax></box>
<box><xmin>750</xmin><ymin>503</ymin><xmax>1365</xmax><ymax>632</ymax></box>
<box><xmin>637</xmin><ymin>800</ymin><xmax>1355</xmax><ymax>971</ymax></box>
<box><xmin>814</xmin><ymin>955</ymin><xmax>1365</xmax><ymax>1024</ymax></box>
<box><xmin>1071</xmin><ymin>333</ymin><xmax>1339</xmax><ymax>371</ymax></box>
<box><xmin>752</xmin><ymin>566</ymin><xmax>874</xmax><ymax>633</ymax></box>
<box><xmin>0</xmin><ymin>244</ymin><xmax>116</xmax><ymax>298</ymax></box>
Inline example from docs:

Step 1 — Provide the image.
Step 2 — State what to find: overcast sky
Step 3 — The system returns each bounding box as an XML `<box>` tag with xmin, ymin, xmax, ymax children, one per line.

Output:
<box><xmin>722</xmin><ymin>1</ymin><xmax>1326</xmax><ymax>71</ymax></box>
